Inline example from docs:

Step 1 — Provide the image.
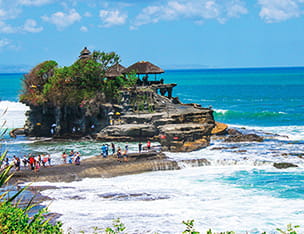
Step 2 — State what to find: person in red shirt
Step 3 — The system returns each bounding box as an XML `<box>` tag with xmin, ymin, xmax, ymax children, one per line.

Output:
<box><xmin>147</xmin><ymin>140</ymin><xmax>151</xmax><ymax>150</ymax></box>
<box><xmin>28</xmin><ymin>156</ymin><xmax>35</xmax><ymax>170</ymax></box>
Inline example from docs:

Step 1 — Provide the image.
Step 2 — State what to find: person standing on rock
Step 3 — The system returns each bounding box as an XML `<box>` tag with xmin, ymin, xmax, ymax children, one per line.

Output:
<box><xmin>22</xmin><ymin>155</ymin><xmax>28</xmax><ymax>168</ymax></box>
<box><xmin>28</xmin><ymin>156</ymin><xmax>35</xmax><ymax>170</ymax></box>
<box><xmin>111</xmin><ymin>143</ymin><xmax>115</xmax><ymax>154</ymax></box>
<box><xmin>123</xmin><ymin>149</ymin><xmax>128</xmax><ymax>162</ymax></box>
<box><xmin>62</xmin><ymin>152</ymin><xmax>67</xmax><ymax>163</ymax></box>
<box><xmin>105</xmin><ymin>144</ymin><xmax>109</xmax><ymax>157</ymax></box>
<box><xmin>13</xmin><ymin>155</ymin><xmax>20</xmax><ymax>171</ymax></box>
<box><xmin>69</xmin><ymin>150</ymin><xmax>74</xmax><ymax>164</ymax></box>
<box><xmin>147</xmin><ymin>141</ymin><xmax>151</xmax><ymax>150</ymax></box>
<box><xmin>47</xmin><ymin>154</ymin><xmax>51</xmax><ymax>166</ymax></box>
<box><xmin>117</xmin><ymin>147</ymin><xmax>122</xmax><ymax>162</ymax></box>
<box><xmin>101</xmin><ymin>144</ymin><xmax>107</xmax><ymax>158</ymax></box>
<box><xmin>42</xmin><ymin>156</ymin><xmax>48</xmax><ymax>167</ymax></box>
<box><xmin>35</xmin><ymin>159</ymin><xmax>40</xmax><ymax>172</ymax></box>
<box><xmin>138</xmin><ymin>142</ymin><xmax>142</xmax><ymax>153</ymax></box>
<box><xmin>74</xmin><ymin>152</ymin><xmax>81</xmax><ymax>165</ymax></box>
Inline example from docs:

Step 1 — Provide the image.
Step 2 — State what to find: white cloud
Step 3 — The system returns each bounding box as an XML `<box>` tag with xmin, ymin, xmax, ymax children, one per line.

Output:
<box><xmin>0</xmin><ymin>19</ymin><xmax>43</xmax><ymax>33</ymax></box>
<box><xmin>0</xmin><ymin>38</ymin><xmax>10</xmax><ymax>48</ymax></box>
<box><xmin>80</xmin><ymin>25</ymin><xmax>88</xmax><ymax>32</ymax></box>
<box><xmin>84</xmin><ymin>11</ymin><xmax>92</xmax><ymax>17</ymax></box>
<box><xmin>258</xmin><ymin>0</ymin><xmax>303</xmax><ymax>23</ymax></box>
<box><xmin>23</xmin><ymin>19</ymin><xmax>43</xmax><ymax>32</ymax></box>
<box><xmin>0</xmin><ymin>21</ymin><xmax>16</xmax><ymax>33</ymax></box>
<box><xmin>0</xmin><ymin>9</ymin><xmax>6</xmax><ymax>18</ymax></box>
<box><xmin>132</xmin><ymin>0</ymin><xmax>248</xmax><ymax>28</ymax></box>
<box><xmin>42</xmin><ymin>9</ymin><xmax>81</xmax><ymax>29</ymax></box>
<box><xmin>99</xmin><ymin>9</ymin><xmax>127</xmax><ymax>27</ymax></box>
<box><xmin>18</xmin><ymin>0</ymin><xmax>53</xmax><ymax>6</ymax></box>
<box><xmin>226</xmin><ymin>1</ymin><xmax>248</xmax><ymax>17</ymax></box>
<box><xmin>0</xmin><ymin>4</ymin><xmax>22</xmax><ymax>20</ymax></box>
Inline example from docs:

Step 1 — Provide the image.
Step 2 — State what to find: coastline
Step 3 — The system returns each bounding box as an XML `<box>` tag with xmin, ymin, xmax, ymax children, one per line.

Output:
<box><xmin>1</xmin><ymin>68</ymin><xmax>304</xmax><ymax>233</ymax></box>
<box><xmin>11</xmin><ymin>151</ymin><xmax>178</xmax><ymax>184</ymax></box>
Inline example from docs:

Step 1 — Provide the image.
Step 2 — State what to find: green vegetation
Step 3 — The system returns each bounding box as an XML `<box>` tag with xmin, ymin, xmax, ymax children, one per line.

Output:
<box><xmin>78</xmin><ymin>219</ymin><xmax>300</xmax><ymax>234</ymax></box>
<box><xmin>0</xmin><ymin>202</ymin><xmax>62</xmax><ymax>234</ymax></box>
<box><xmin>0</xmin><ymin>110</ymin><xmax>63</xmax><ymax>233</ymax></box>
<box><xmin>0</xmin><ymin>152</ymin><xmax>63</xmax><ymax>233</ymax></box>
<box><xmin>20</xmin><ymin>50</ymin><xmax>134</xmax><ymax>106</ymax></box>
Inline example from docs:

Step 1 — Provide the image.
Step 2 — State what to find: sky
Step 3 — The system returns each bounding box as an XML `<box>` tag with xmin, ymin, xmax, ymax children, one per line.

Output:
<box><xmin>1</xmin><ymin>0</ymin><xmax>304</xmax><ymax>72</ymax></box>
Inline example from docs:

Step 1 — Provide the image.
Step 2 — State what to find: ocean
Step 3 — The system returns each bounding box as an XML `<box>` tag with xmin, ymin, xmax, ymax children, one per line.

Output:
<box><xmin>0</xmin><ymin>67</ymin><xmax>304</xmax><ymax>233</ymax></box>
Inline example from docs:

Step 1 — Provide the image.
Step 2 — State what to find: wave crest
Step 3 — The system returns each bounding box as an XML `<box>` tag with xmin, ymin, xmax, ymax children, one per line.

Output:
<box><xmin>214</xmin><ymin>109</ymin><xmax>288</xmax><ymax>118</ymax></box>
<box><xmin>0</xmin><ymin>101</ymin><xmax>29</xmax><ymax>128</ymax></box>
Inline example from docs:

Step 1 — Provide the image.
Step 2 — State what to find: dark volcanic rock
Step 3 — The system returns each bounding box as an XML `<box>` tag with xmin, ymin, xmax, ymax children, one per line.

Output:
<box><xmin>22</xmin><ymin>85</ymin><xmax>216</xmax><ymax>152</ymax></box>
<box><xmin>273</xmin><ymin>162</ymin><xmax>298</xmax><ymax>169</ymax></box>
<box><xmin>97</xmin><ymin>124</ymin><xmax>157</xmax><ymax>141</ymax></box>
<box><xmin>158</xmin><ymin>123</ymin><xmax>213</xmax><ymax>152</ymax></box>
<box><xmin>97</xmin><ymin>104</ymin><xmax>215</xmax><ymax>152</ymax></box>
<box><xmin>227</xmin><ymin>128</ymin><xmax>242</xmax><ymax>136</ymax></box>
<box><xmin>9</xmin><ymin>128</ymin><xmax>25</xmax><ymax>137</ymax></box>
<box><xmin>224</xmin><ymin>134</ymin><xmax>263</xmax><ymax>142</ymax></box>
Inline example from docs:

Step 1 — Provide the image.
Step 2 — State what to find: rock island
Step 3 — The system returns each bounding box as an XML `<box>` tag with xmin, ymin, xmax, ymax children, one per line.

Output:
<box><xmin>19</xmin><ymin>47</ymin><xmax>219</xmax><ymax>152</ymax></box>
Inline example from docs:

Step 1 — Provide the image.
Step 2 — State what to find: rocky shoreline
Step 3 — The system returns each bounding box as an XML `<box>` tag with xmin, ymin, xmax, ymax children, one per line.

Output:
<box><xmin>10</xmin><ymin>151</ymin><xmax>177</xmax><ymax>184</ymax></box>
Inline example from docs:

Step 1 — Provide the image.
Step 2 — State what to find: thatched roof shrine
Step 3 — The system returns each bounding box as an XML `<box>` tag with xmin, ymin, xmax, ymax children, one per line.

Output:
<box><xmin>122</xmin><ymin>61</ymin><xmax>164</xmax><ymax>74</ymax></box>
<box><xmin>79</xmin><ymin>47</ymin><xmax>91</xmax><ymax>59</ymax></box>
<box><xmin>105</xmin><ymin>63</ymin><xmax>126</xmax><ymax>78</ymax></box>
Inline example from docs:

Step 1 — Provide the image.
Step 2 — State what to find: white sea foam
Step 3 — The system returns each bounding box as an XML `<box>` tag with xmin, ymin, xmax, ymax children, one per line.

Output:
<box><xmin>32</xmin><ymin>167</ymin><xmax>304</xmax><ymax>234</ymax></box>
<box><xmin>229</xmin><ymin>124</ymin><xmax>304</xmax><ymax>141</ymax></box>
<box><xmin>18</xmin><ymin>123</ymin><xmax>304</xmax><ymax>233</ymax></box>
<box><xmin>0</xmin><ymin>100</ymin><xmax>29</xmax><ymax>128</ymax></box>
<box><xmin>214</xmin><ymin>109</ymin><xmax>229</xmax><ymax>114</ymax></box>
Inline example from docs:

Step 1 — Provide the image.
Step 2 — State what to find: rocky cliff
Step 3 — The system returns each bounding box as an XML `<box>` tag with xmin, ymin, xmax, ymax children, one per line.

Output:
<box><xmin>96</xmin><ymin>93</ymin><xmax>215</xmax><ymax>152</ymax></box>
<box><xmin>20</xmin><ymin>50</ymin><xmax>216</xmax><ymax>152</ymax></box>
<box><xmin>23</xmin><ymin>87</ymin><xmax>215</xmax><ymax>152</ymax></box>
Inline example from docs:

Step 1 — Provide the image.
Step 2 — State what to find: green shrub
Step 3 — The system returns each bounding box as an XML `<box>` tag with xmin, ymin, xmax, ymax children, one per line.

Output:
<box><xmin>0</xmin><ymin>202</ymin><xmax>63</xmax><ymax>234</ymax></box>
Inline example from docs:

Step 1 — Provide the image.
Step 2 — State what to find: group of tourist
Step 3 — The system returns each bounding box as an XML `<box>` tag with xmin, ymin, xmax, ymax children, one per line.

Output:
<box><xmin>0</xmin><ymin>141</ymin><xmax>153</xmax><ymax>172</ymax></box>
<box><xmin>1</xmin><ymin>154</ymin><xmax>52</xmax><ymax>172</ymax></box>
<box><xmin>61</xmin><ymin>150</ymin><xmax>81</xmax><ymax>165</ymax></box>
<box><xmin>100</xmin><ymin>141</ymin><xmax>151</xmax><ymax>162</ymax></box>
<box><xmin>100</xmin><ymin>143</ymin><xmax>128</xmax><ymax>162</ymax></box>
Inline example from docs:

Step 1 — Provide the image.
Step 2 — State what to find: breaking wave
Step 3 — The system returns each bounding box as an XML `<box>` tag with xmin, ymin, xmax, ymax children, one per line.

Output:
<box><xmin>0</xmin><ymin>100</ymin><xmax>29</xmax><ymax>128</ymax></box>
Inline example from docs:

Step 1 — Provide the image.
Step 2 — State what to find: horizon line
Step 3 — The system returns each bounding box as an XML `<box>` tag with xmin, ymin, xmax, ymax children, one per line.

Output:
<box><xmin>1</xmin><ymin>64</ymin><xmax>304</xmax><ymax>74</ymax></box>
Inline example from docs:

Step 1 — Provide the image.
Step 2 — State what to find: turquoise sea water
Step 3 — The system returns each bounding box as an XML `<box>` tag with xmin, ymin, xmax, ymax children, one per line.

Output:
<box><xmin>164</xmin><ymin>67</ymin><xmax>304</xmax><ymax>127</ymax></box>
<box><xmin>0</xmin><ymin>73</ymin><xmax>23</xmax><ymax>102</ymax></box>
<box><xmin>1</xmin><ymin>67</ymin><xmax>304</xmax><ymax>127</ymax></box>
<box><xmin>1</xmin><ymin>68</ymin><xmax>304</xmax><ymax>233</ymax></box>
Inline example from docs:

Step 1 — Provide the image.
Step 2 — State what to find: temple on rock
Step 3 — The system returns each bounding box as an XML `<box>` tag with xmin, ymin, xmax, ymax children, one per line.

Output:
<box><xmin>79</xmin><ymin>47</ymin><xmax>91</xmax><ymax>59</ymax></box>
<box><xmin>120</xmin><ymin>61</ymin><xmax>176</xmax><ymax>99</ymax></box>
<box><xmin>19</xmin><ymin>47</ymin><xmax>216</xmax><ymax>152</ymax></box>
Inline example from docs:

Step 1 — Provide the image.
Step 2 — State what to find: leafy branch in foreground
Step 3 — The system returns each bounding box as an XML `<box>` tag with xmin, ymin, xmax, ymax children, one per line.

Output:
<box><xmin>77</xmin><ymin>219</ymin><xmax>300</xmax><ymax>234</ymax></box>
<box><xmin>277</xmin><ymin>224</ymin><xmax>300</xmax><ymax>234</ymax></box>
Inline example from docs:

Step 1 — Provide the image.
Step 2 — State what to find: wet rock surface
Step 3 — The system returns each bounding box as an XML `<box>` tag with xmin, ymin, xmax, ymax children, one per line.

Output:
<box><xmin>273</xmin><ymin>162</ymin><xmax>298</xmax><ymax>169</ymax></box>
<box><xmin>98</xmin><ymin>192</ymin><xmax>170</xmax><ymax>201</ymax></box>
<box><xmin>10</xmin><ymin>152</ymin><xmax>212</xmax><ymax>184</ymax></box>
<box><xmin>224</xmin><ymin>133</ymin><xmax>264</xmax><ymax>142</ymax></box>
